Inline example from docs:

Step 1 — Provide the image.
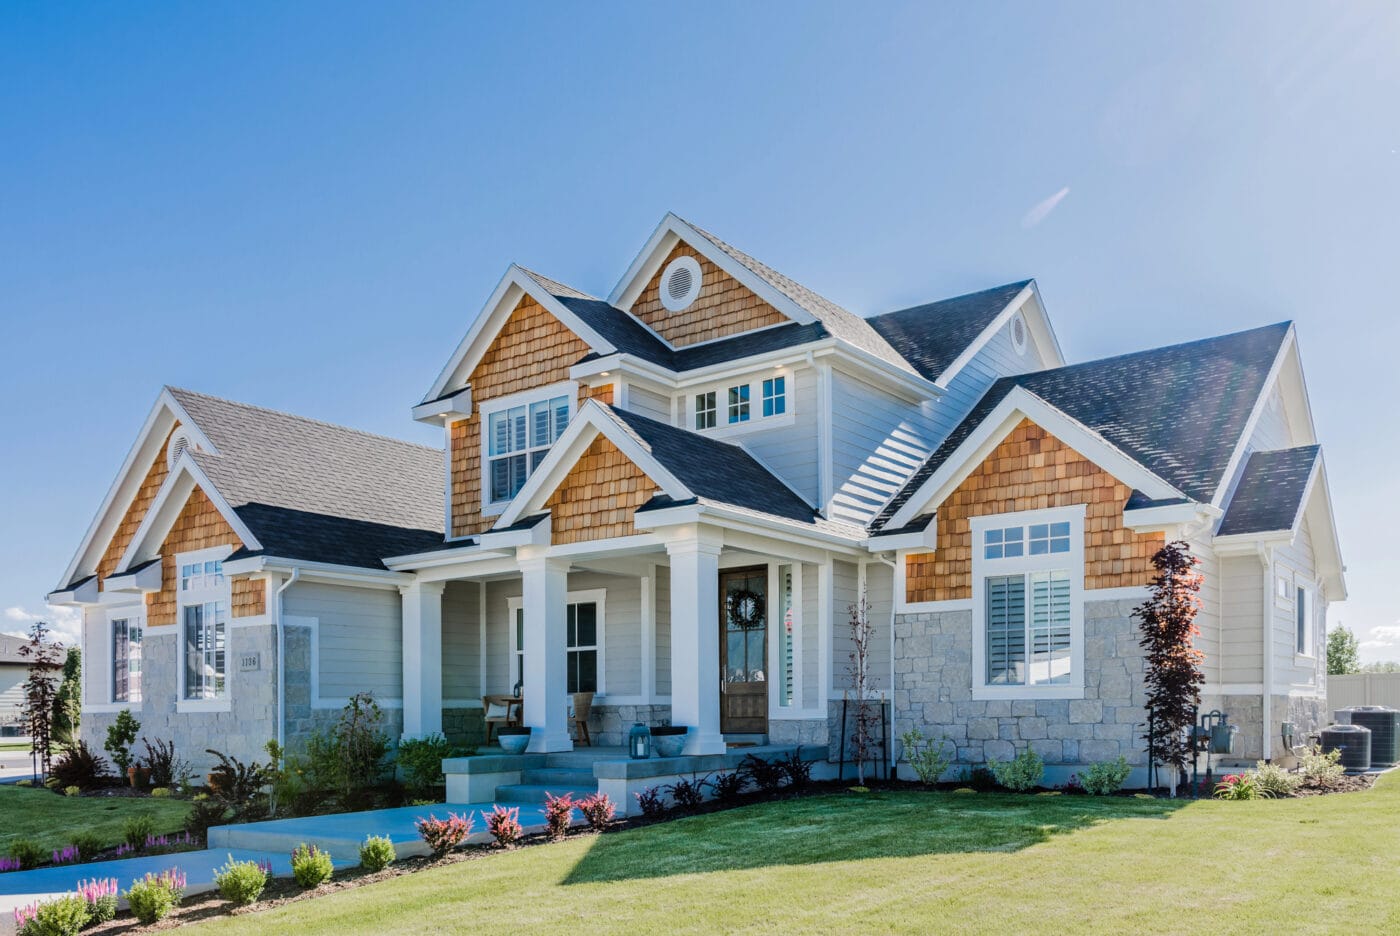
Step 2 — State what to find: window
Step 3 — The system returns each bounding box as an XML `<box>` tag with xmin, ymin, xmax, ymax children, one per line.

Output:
<box><xmin>183</xmin><ymin>601</ymin><xmax>227</xmax><ymax>700</ymax></box>
<box><xmin>1296</xmin><ymin>585</ymin><xmax>1311</xmax><ymax>655</ymax></box>
<box><xmin>112</xmin><ymin>617</ymin><xmax>142</xmax><ymax>704</ymax></box>
<box><xmin>727</xmin><ymin>384</ymin><xmax>750</xmax><ymax>424</ymax></box>
<box><xmin>694</xmin><ymin>391</ymin><xmax>716</xmax><ymax>430</ymax></box>
<box><xmin>487</xmin><ymin>393</ymin><xmax>570</xmax><ymax>504</ymax></box>
<box><xmin>762</xmin><ymin>377</ymin><xmax>786</xmax><ymax>417</ymax></box>
<box><xmin>180</xmin><ymin>559</ymin><xmax>223</xmax><ymax>591</ymax></box>
<box><xmin>566</xmin><ymin>602</ymin><xmax>598</xmax><ymax>694</ymax></box>
<box><xmin>972</xmin><ymin>507</ymin><xmax>1084</xmax><ymax>699</ymax></box>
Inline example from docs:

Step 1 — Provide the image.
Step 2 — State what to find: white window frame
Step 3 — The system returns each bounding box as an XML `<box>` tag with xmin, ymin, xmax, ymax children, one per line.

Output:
<box><xmin>176</xmin><ymin>545</ymin><xmax>233</xmax><ymax>713</ymax></box>
<box><xmin>694</xmin><ymin>390</ymin><xmax>717</xmax><ymax>430</ymax></box>
<box><xmin>110</xmin><ymin>611</ymin><xmax>144</xmax><ymax>705</ymax></box>
<box><xmin>970</xmin><ymin>506</ymin><xmax>1086</xmax><ymax>700</ymax></box>
<box><xmin>478</xmin><ymin>380</ymin><xmax>576</xmax><ymax>517</ymax></box>
<box><xmin>86</xmin><ymin>605</ymin><xmax>145</xmax><ymax>713</ymax></box>
<box><xmin>761</xmin><ymin>375</ymin><xmax>787</xmax><ymax>417</ymax></box>
<box><xmin>1295</xmin><ymin>580</ymin><xmax>1316</xmax><ymax>659</ymax></box>
<box><xmin>508</xmin><ymin>589</ymin><xmax>606</xmax><ymax>696</ymax></box>
<box><xmin>684</xmin><ymin>371</ymin><xmax>796</xmax><ymax>438</ymax></box>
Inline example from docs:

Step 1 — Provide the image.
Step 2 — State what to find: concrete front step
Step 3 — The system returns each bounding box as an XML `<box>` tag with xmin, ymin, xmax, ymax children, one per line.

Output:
<box><xmin>521</xmin><ymin>768</ymin><xmax>598</xmax><ymax>786</ymax></box>
<box><xmin>494</xmin><ymin>783</ymin><xmax>597</xmax><ymax>804</ymax></box>
<box><xmin>541</xmin><ymin>750</ymin><xmax>619</xmax><ymax>769</ymax></box>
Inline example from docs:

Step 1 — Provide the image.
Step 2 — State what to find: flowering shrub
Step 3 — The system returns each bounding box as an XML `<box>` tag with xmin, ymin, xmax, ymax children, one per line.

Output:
<box><xmin>125</xmin><ymin>868</ymin><xmax>186</xmax><ymax>925</ymax></box>
<box><xmin>77</xmin><ymin>878</ymin><xmax>119</xmax><ymax>926</ymax></box>
<box><xmin>145</xmin><ymin>831</ymin><xmax>196</xmax><ymax>853</ymax></box>
<box><xmin>50</xmin><ymin>846</ymin><xmax>79</xmax><ymax>866</ymax></box>
<box><xmin>114</xmin><ymin>843</ymin><xmax>135</xmax><ymax>859</ymax></box>
<box><xmin>487</xmin><ymin>805</ymin><xmax>523</xmax><ymax>847</ymax></box>
<box><xmin>1250</xmin><ymin>761</ymin><xmax>1302</xmax><ymax>797</ymax></box>
<box><xmin>290</xmin><ymin>844</ymin><xmax>334</xmax><ymax>887</ymax></box>
<box><xmin>634</xmin><ymin>786</ymin><xmax>666</xmax><ymax>819</ymax></box>
<box><xmin>901</xmin><ymin>727</ymin><xmax>954</xmax><ymax>786</ymax></box>
<box><xmin>359</xmin><ymin>835</ymin><xmax>396</xmax><ymax>871</ymax></box>
<box><xmin>13</xmin><ymin>894</ymin><xmax>89</xmax><ymax>936</ymax></box>
<box><xmin>1300</xmin><ymin>747</ymin><xmax>1346</xmax><ymax>788</ymax></box>
<box><xmin>7</xmin><ymin>840</ymin><xmax>44</xmax><ymax>871</ymax></box>
<box><xmin>544</xmin><ymin>793</ymin><xmax>574</xmax><ymax>841</ymax></box>
<box><xmin>122</xmin><ymin>815</ymin><xmax>156</xmax><ymax>851</ymax></box>
<box><xmin>215</xmin><ymin>855</ymin><xmax>271</xmax><ymax>905</ymax></box>
<box><xmin>1080</xmin><ymin>757</ymin><xmax>1132</xmax><ymax>796</ymax></box>
<box><xmin>416</xmin><ymin>813</ymin><xmax>473</xmax><ymax>857</ymax></box>
<box><xmin>0</xmin><ymin>857</ymin><xmax>20</xmax><ymax>873</ymax></box>
<box><xmin>1213</xmin><ymin>773</ymin><xmax>1269</xmax><ymax>800</ymax></box>
<box><xmin>577</xmin><ymin>793</ymin><xmax>616</xmax><ymax>831</ymax></box>
<box><xmin>989</xmin><ymin>748</ymin><xmax>1044</xmax><ymax>792</ymax></box>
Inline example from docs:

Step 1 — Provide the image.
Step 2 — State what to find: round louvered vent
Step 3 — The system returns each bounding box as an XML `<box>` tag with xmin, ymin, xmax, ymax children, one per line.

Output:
<box><xmin>167</xmin><ymin>429</ymin><xmax>192</xmax><ymax>469</ymax></box>
<box><xmin>660</xmin><ymin>256</ymin><xmax>703</xmax><ymax>312</ymax></box>
<box><xmin>1011</xmin><ymin>312</ymin><xmax>1028</xmax><ymax>354</ymax></box>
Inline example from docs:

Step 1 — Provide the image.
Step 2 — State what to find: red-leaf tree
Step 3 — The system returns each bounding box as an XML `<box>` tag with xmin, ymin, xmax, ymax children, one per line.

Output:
<box><xmin>1134</xmin><ymin>541</ymin><xmax>1205</xmax><ymax>791</ymax></box>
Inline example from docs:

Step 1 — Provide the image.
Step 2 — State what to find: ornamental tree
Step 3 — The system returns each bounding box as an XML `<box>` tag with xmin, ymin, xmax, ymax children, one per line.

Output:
<box><xmin>18</xmin><ymin>621</ymin><xmax>63</xmax><ymax>780</ymax></box>
<box><xmin>52</xmin><ymin>647</ymin><xmax>82</xmax><ymax>751</ymax></box>
<box><xmin>1133</xmin><ymin>541</ymin><xmax>1205</xmax><ymax>792</ymax></box>
<box><xmin>1326</xmin><ymin>625</ymin><xmax>1360</xmax><ymax>676</ymax></box>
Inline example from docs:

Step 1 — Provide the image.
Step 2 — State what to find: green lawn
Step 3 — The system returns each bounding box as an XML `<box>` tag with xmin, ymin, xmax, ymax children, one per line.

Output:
<box><xmin>0</xmin><ymin>785</ymin><xmax>191</xmax><ymax>855</ymax></box>
<box><xmin>189</xmin><ymin>775</ymin><xmax>1400</xmax><ymax>935</ymax></box>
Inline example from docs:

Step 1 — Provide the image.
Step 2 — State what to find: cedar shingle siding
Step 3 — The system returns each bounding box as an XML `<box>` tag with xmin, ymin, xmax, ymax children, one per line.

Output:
<box><xmin>904</xmin><ymin>418</ymin><xmax>1164</xmax><ymax>603</ymax></box>
<box><xmin>544</xmin><ymin>435</ymin><xmax>659</xmax><ymax>545</ymax></box>
<box><xmin>231</xmin><ymin>576</ymin><xmax>265</xmax><ymax>618</ymax></box>
<box><xmin>146</xmin><ymin>488</ymin><xmax>243</xmax><ymax>626</ymax></box>
<box><xmin>449</xmin><ymin>296</ymin><xmax>591</xmax><ymax>538</ymax></box>
<box><xmin>632</xmin><ymin>241</ymin><xmax>789</xmax><ymax>347</ymax></box>
<box><xmin>96</xmin><ymin>428</ymin><xmax>176</xmax><ymax>589</ymax></box>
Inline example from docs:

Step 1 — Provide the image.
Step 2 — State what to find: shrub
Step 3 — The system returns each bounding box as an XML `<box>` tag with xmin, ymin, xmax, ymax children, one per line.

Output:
<box><xmin>185</xmin><ymin>797</ymin><xmax>230</xmax><ymax>839</ymax></box>
<box><xmin>780</xmin><ymin>749</ymin><xmax>813</xmax><ymax>790</ymax></box>
<box><xmin>1214</xmin><ymin>773</ymin><xmax>1269</xmax><ymax>800</ymax></box>
<box><xmin>901</xmin><ymin>727</ymin><xmax>953</xmax><ymax>786</ymax></box>
<box><xmin>740</xmin><ymin>754</ymin><xmax>786</xmax><ymax>793</ymax></box>
<box><xmin>77</xmin><ymin>878</ymin><xmax>118</xmax><ymax>926</ymax></box>
<box><xmin>104</xmin><ymin>709</ymin><xmax>141</xmax><ymax>774</ymax></box>
<box><xmin>290</xmin><ymin>844</ymin><xmax>334</xmax><ymax>888</ymax></box>
<box><xmin>139</xmin><ymin>738</ymin><xmax>191</xmax><ymax>789</ymax></box>
<box><xmin>63</xmin><ymin>786</ymin><xmax>80</xmax><ymax>798</ymax></box>
<box><xmin>577</xmin><ymin>792</ymin><xmax>616</xmax><ymax>831</ymax></box>
<box><xmin>965</xmin><ymin>766</ymin><xmax>998</xmax><ymax>792</ymax></box>
<box><xmin>303</xmin><ymin>693</ymin><xmax>391</xmax><ymax>808</ymax></box>
<box><xmin>989</xmin><ymin>748</ymin><xmax>1044</xmax><ymax>792</ymax></box>
<box><xmin>396</xmin><ymin>733</ymin><xmax>452</xmax><ymax>797</ymax></box>
<box><xmin>215</xmin><ymin>855</ymin><xmax>271</xmax><ymax>905</ymax></box>
<box><xmin>14</xmin><ymin>894</ymin><xmax>89</xmax><ymax>936</ymax></box>
<box><xmin>634</xmin><ymin>786</ymin><xmax>666</xmax><ymax>819</ymax></box>
<box><xmin>665</xmin><ymin>775</ymin><xmax>706</xmax><ymax>813</ymax></box>
<box><xmin>206</xmin><ymin>749</ymin><xmax>272</xmax><ymax>820</ymax></box>
<box><xmin>359</xmin><ymin>835</ymin><xmax>396</xmax><ymax>872</ymax></box>
<box><xmin>70</xmin><ymin>833</ymin><xmax>105</xmax><ymax>862</ymax></box>
<box><xmin>122</xmin><ymin>815</ymin><xmax>157</xmax><ymax>851</ymax></box>
<box><xmin>416</xmin><ymin>813</ymin><xmax>472</xmax><ymax>856</ymax></box>
<box><xmin>49</xmin><ymin>741</ymin><xmax>112</xmax><ymax>792</ymax></box>
<box><xmin>1080</xmin><ymin>757</ymin><xmax>1132</xmax><ymax>796</ymax></box>
<box><xmin>707</xmin><ymin>771</ymin><xmax>747</xmax><ymax>804</ymax></box>
<box><xmin>151</xmin><ymin>786</ymin><xmax>171</xmax><ymax>797</ymax></box>
<box><xmin>487</xmin><ymin>805</ymin><xmax>522</xmax><ymax>847</ymax></box>
<box><xmin>544</xmin><ymin>793</ymin><xmax>574</xmax><ymax>841</ymax></box>
<box><xmin>124</xmin><ymin>868</ymin><xmax>185</xmax><ymax>924</ymax></box>
<box><xmin>8</xmin><ymin>839</ymin><xmax>45</xmax><ymax>870</ymax></box>
<box><xmin>1300</xmin><ymin>747</ymin><xmax>1346</xmax><ymax>787</ymax></box>
<box><xmin>1251</xmin><ymin>761</ymin><xmax>1302</xmax><ymax>797</ymax></box>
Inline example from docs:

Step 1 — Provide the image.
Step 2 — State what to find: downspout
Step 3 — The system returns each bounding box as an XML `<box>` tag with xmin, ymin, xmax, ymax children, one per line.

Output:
<box><xmin>275</xmin><ymin>569</ymin><xmax>301</xmax><ymax>752</ymax></box>
<box><xmin>1260</xmin><ymin>546</ymin><xmax>1273</xmax><ymax>763</ymax></box>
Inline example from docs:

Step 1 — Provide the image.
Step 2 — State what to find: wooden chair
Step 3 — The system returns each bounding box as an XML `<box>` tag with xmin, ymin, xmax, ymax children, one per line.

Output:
<box><xmin>482</xmin><ymin>694</ymin><xmax>521</xmax><ymax>745</ymax></box>
<box><xmin>571</xmin><ymin>691</ymin><xmax>594</xmax><ymax>747</ymax></box>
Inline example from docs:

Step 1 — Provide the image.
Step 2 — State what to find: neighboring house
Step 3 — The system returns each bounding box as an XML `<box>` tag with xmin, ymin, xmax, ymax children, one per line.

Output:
<box><xmin>50</xmin><ymin>213</ymin><xmax>1345</xmax><ymax>783</ymax></box>
<box><xmin>0</xmin><ymin>633</ymin><xmax>60</xmax><ymax>735</ymax></box>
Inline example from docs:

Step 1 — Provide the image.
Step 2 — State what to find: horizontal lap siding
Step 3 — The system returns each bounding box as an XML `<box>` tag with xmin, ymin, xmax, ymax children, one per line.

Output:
<box><xmin>146</xmin><ymin>489</ymin><xmax>244</xmax><ymax>627</ymax></box>
<box><xmin>1188</xmin><ymin>536</ymin><xmax>1222</xmax><ymax>685</ymax></box>
<box><xmin>1220</xmin><ymin>554</ymin><xmax>1264</xmax><ymax>684</ymax></box>
<box><xmin>97</xmin><ymin>428</ymin><xmax>176</xmax><ymax>589</ymax></box>
<box><xmin>1273</xmin><ymin>520</ymin><xmax>1322</xmax><ymax>691</ymax></box>
<box><xmin>631</xmin><ymin>241</ymin><xmax>788</xmax><ymax>347</ymax></box>
<box><xmin>626</xmin><ymin>385</ymin><xmax>671</xmax><ymax>423</ymax></box>
<box><xmin>284</xmin><ymin>582</ymin><xmax>402</xmax><ymax>702</ymax></box>
<box><xmin>830</xmin><ymin>371</ymin><xmax>939</xmax><ymax>526</ymax></box>
<box><xmin>740</xmin><ymin>366</ymin><xmax>820</xmax><ymax>505</ymax></box>
<box><xmin>442</xmin><ymin>580</ymin><xmax>481</xmax><ymax>702</ymax></box>
<box><xmin>545</xmin><ymin>436</ymin><xmax>661</xmax><ymax>544</ymax></box>
<box><xmin>569</xmin><ymin>571</ymin><xmax>641</xmax><ymax>698</ymax></box>
<box><xmin>833</xmin><ymin>562</ymin><xmax>892</xmax><ymax>693</ymax></box>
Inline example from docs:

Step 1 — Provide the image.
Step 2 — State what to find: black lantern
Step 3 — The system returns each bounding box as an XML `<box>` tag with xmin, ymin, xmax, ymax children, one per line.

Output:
<box><xmin>629</xmin><ymin>722</ymin><xmax>652</xmax><ymax>760</ymax></box>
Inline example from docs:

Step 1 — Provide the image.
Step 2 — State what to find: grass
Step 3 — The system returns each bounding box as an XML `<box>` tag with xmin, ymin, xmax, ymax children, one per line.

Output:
<box><xmin>0</xmin><ymin>784</ymin><xmax>191</xmax><ymax>855</ymax></box>
<box><xmin>188</xmin><ymin>775</ymin><xmax>1400</xmax><ymax>935</ymax></box>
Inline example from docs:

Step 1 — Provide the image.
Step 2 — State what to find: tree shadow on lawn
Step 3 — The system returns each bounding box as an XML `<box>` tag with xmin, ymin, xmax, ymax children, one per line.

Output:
<box><xmin>562</xmin><ymin>789</ymin><xmax>1190</xmax><ymax>885</ymax></box>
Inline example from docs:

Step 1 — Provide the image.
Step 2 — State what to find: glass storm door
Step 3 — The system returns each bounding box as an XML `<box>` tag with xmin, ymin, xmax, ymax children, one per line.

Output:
<box><xmin>720</xmin><ymin>566</ymin><xmax>768</xmax><ymax>734</ymax></box>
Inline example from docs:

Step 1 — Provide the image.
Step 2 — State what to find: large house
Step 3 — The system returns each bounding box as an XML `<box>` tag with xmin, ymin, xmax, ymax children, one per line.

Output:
<box><xmin>50</xmin><ymin>214</ymin><xmax>1345</xmax><ymax>785</ymax></box>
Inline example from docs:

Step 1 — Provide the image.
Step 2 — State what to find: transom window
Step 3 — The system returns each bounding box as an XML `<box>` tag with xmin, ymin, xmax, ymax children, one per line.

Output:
<box><xmin>112</xmin><ymin>616</ymin><xmax>143</xmax><ymax>704</ymax></box>
<box><xmin>180</xmin><ymin>559</ymin><xmax>223</xmax><ymax>591</ymax></box>
<box><xmin>487</xmin><ymin>393</ymin><xmax>570</xmax><ymax>504</ymax></box>
<box><xmin>727</xmin><ymin>385</ymin><xmax>750</xmax><ymax>424</ymax></box>
<box><xmin>762</xmin><ymin>376</ymin><xmax>786</xmax><ymax>417</ymax></box>
<box><xmin>694</xmin><ymin>391</ymin><xmax>716</xmax><ymax>430</ymax></box>
<box><xmin>984</xmin><ymin>523</ymin><xmax>1071</xmax><ymax>559</ymax></box>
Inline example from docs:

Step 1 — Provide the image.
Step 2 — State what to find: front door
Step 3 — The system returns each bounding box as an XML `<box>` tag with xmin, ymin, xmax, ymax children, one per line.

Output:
<box><xmin>720</xmin><ymin>566</ymin><xmax>768</xmax><ymax>734</ymax></box>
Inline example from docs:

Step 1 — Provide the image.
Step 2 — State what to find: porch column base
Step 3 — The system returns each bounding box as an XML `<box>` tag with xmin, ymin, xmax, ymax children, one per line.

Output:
<box><xmin>527</xmin><ymin>729</ymin><xmax>574</xmax><ymax>754</ymax></box>
<box><xmin>521</xmin><ymin>553</ymin><xmax>573</xmax><ymax>755</ymax></box>
<box><xmin>682</xmin><ymin>730</ymin><xmax>726</xmax><ymax>756</ymax></box>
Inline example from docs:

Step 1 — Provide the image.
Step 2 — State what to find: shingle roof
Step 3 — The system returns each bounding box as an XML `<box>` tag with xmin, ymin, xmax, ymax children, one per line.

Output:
<box><xmin>873</xmin><ymin>322</ymin><xmax>1292</xmax><ymax>530</ymax></box>
<box><xmin>1217</xmin><ymin>445</ymin><xmax>1320</xmax><ymax>536</ymax></box>
<box><xmin>602</xmin><ymin>406</ymin><xmax>865</xmax><ymax>539</ymax></box>
<box><xmin>867</xmin><ymin>281</ymin><xmax>1031</xmax><ymax>382</ymax></box>
<box><xmin>0</xmin><ymin>633</ymin><xmax>30</xmax><ymax>665</ymax></box>
<box><xmin>168</xmin><ymin>388</ymin><xmax>444</xmax><ymax>570</ymax></box>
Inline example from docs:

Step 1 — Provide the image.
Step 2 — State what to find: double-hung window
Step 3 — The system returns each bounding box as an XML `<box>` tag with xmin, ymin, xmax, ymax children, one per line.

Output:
<box><xmin>727</xmin><ymin>384</ymin><xmax>750</xmax><ymax>424</ymax></box>
<box><xmin>112</xmin><ymin>615</ymin><xmax>143</xmax><ymax>704</ymax></box>
<box><xmin>566</xmin><ymin>602</ymin><xmax>598</xmax><ymax>694</ymax></box>
<box><xmin>972</xmin><ymin>508</ymin><xmax>1084</xmax><ymax>699</ymax></box>
<box><xmin>486</xmin><ymin>393</ymin><xmax>570</xmax><ymax>505</ymax></box>
<box><xmin>179</xmin><ymin>550</ymin><xmax>230</xmax><ymax>704</ymax></box>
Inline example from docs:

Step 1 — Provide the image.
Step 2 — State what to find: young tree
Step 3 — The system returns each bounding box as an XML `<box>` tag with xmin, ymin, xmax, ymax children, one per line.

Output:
<box><xmin>845</xmin><ymin>587</ymin><xmax>878</xmax><ymax>786</ymax></box>
<box><xmin>1133</xmin><ymin>541</ymin><xmax>1205</xmax><ymax>795</ymax></box>
<box><xmin>18</xmin><ymin>621</ymin><xmax>63</xmax><ymax>780</ymax></box>
<box><xmin>1326</xmin><ymin>625</ymin><xmax>1360</xmax><ymax>676</ymax></box>
<box><xmin>52</xmin><ymin>647</ymin><xmax>82</xmax><ymax>750</ymax></box>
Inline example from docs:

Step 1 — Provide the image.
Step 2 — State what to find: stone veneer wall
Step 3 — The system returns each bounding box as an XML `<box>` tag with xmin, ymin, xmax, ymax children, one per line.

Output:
<box><xmin>770</xmin><ymin>718</ymin><xmax>829</xmax><ymax>746</ymax></box>
<box><xmin>588</xmin><ymin>704</ymin><xmax>672</xmax><ymax>747</ymax></box>
<box><xmin>893</xmin><ymin>597</ymin><xmax>1150</xmax><ymax>780</ymax></box>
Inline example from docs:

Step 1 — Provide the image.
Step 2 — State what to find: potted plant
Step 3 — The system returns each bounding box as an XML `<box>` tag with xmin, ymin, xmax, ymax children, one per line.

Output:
<box><xmin>651</xmin><ymin>726</ymin><xmax>687</xmax><ymax>758</ymax></box>
<box><xmin>128</xmin><ymin>764</ymin><xmax>151</xmax><ymax>789</ymax></box>
<box><xmin>496</xmin><ymin>726</ymin><xmax>531</xmax><ymax>755</ymax></box>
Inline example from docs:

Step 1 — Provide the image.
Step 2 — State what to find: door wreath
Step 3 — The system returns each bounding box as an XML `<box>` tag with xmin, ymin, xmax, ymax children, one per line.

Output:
<box><xmin>726</xmin><ymin>589</ymin><xmax>766</xmax><ymax>630</ymax></box>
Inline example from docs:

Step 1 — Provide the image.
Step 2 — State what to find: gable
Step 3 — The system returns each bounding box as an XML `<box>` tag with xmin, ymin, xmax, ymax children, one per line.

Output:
<box><xmin>145</xmin><ymin>486</ymin><xmax>244</xmax><ymax>626</ymax></box>
<box><xmin>542</xmin><ymin>435</ymin><xmax>661</xmax><ymax>545</ymax></box>
<box><xmin>904</xmin><ymin>418</ymin><xmax>1165</xmax><ymax>603</ymax></box>
<box><xmin>95</xmin><ymin>427</ymin><xmax>176</xmax><ymax>589</ymax></box>
<box><xmin>632</xmin><ymin>241</ymin><xmax>790</xmax><ymax>347</ymax></box>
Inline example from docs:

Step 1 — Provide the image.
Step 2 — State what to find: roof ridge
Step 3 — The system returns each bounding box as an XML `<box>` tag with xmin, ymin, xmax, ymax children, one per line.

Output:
<box><xmin>868</xmin><ymin>279</ymin><xmax>1034</xmax><ymax>323</ymax></box>
<box><xmin>165</xmin><ymin>386</ymin><xmax>442</xmax><ymax>455</ymax></box>
<box><xmin>515</xmin><ymin>265</ymin><xmax>599</xmax><ymax>302</ymax></box>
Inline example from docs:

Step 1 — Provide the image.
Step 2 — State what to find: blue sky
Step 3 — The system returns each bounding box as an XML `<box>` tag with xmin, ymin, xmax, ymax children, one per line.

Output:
<box><xmin>2</xmin><ymin>3</ymin><xmax>1397</xmax><ymax>657</ymax></box>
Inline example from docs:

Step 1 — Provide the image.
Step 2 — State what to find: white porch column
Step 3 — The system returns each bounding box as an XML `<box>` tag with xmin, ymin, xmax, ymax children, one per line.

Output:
<box><xmin>666</xmin><ymin>529</ymin><xmax>726</xmax><ymax>755</ymax></box>
<box><xmin>400</xmin><ymin>580</ymin><xmax>446</xmax><ymax>740</ymax></box>
<box><xmin>520</xmin><ymin>554</ymin><xmax>573</xmax><ymax>753</ymax></box>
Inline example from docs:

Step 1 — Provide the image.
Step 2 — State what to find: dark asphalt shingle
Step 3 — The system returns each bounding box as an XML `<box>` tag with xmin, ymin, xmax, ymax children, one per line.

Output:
<box><xmin>1217</xmin><ymin>445</ymin><xmax>1320</xmax><ymax>536</ymax></box>
<box><xmin>867</xmin><ymin>281</ymin><xmax>1032</xmax><ymax>382</ymax></box>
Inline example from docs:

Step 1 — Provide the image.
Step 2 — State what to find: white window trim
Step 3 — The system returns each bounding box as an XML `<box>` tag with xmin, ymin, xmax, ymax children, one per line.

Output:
<box><xmin>1295</xmin><ymin>578</ymin><xmax>1317</xmax><ymax>660</ymax></box>
<box><xmin>684</xmin><ymin>371</ymin><xmax>796</xmax><ymax>438</ymax></box>
<box><xmin>176</xmin><ymin>545</ymin><xmax>233</xmax><ymax>713</ymax></box>
<box><xmin>970</xmin><ymin>505</ymin><xmax>1086</xmax><ymax>700</ymax></box>
<box><xmin>108</xmin><ymin>606</ymin><xmax>144</xmax><ymax>706</ymax></box>
<box><xmin>478</xmin><ymin>380</ymin><xmax>577</xmax><ymax>518</ymax></box>
<box><xmin>507</xmin><ymin>588</ymin><xmax>607</xmax><ymax>697</ymax></box>
<box><xmin>83</xmin><ymin>605</ymin><xmax>146</xmax><ymax>713</ymax></box>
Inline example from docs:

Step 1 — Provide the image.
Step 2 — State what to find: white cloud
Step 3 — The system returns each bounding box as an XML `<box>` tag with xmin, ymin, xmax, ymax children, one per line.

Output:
<box><xmin>3</xmin><ymin>605</ymin><xmax>82</xmax><ymax>648</ymax></box>
<box><xmin>1359</xmin><ymin>624</ymin><xmax>1400</xmax><ymax>651</ymax></box>
<box><xmin>1021</xmin><ymin>186</ymin><xmax>1070</xmax><ymax>229</ymax></box>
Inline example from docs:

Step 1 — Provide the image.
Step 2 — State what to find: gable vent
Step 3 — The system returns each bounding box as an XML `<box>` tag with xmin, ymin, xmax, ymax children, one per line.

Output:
<box><xmin>167</xmin><ymin>429</ymin><xmax>193</xmax><ymax>469</ymax></box>
<box><xmin>1011</xmin><ymin>312</ymin><xmax>1028</xmax><ymax>354</ymax></box>
<box><xmin>660</xmin><ymin>256</ymin><xmax>703</xmax><ymax>313</ymax></box>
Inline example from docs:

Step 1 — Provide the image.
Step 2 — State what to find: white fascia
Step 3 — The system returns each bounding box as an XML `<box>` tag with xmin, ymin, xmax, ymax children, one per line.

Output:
<box><xmin>631</xmin><ymin>500</ymin><xmax>865</xmax><ymax>557</ymax></box>
<box><xmin>886</xmin><ymin>386</ymin><xmax>1184</xmax><ymax>531</ymax></box>
<box><xmin>115</xmin><ymin>452</ymin><xmax>262</xmax><ymax>574</ymax></box>
<box><xmin>933</xmin><ymin>281</ymin><xmax>1036</xmax><ymax>390</ymax></box>
<box><xmin>221</xmin><ymin>554</ymin><xmax>413</xmax><ymax>589</ymax></box>
<box><xmin>103</xmin><ymin>560</ymin><xmax>164</xmax><ymax>594</ymax></box>
<box><xmin>420</xmin><ymin>265</ymin><xmax>618</xmax><ymax>405</ymax></box>
<box><xmin>862</xmin><ymin>524</ymin><xmax>937</xmax><ymax>552</ymax></box>
<box><xmin>1123</xmin><ymin>501</ymin><xmax>1221</xmax><ymax>535</ymax></box>
<box><xmin>46</xmin><ymin>576</ymin><xmax>101</xmax><ymax>607</ymax></box>
<box><xmin>478</xmin><ymin>515</ymin><xmax>552</xmax><ymax>550</ymax></box>
<box><xmin>411</xmin><ymin>387</ymin><xmax>472</xmax><ymax>425</ymax></box>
